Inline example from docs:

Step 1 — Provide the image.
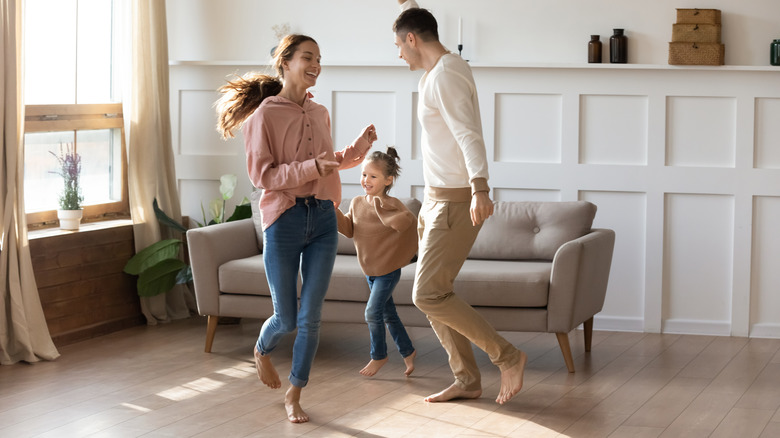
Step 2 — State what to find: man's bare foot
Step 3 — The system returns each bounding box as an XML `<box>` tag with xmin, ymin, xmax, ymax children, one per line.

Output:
<box><xmin>403</xmin><ymin>350</ymin><xmax>416</xmax><ymax>376</ymax></box>
<box><xmin>254</xmin><ymin>345</ymin><xmax>281</xmax><ymax>389</ymax></box>
<box><xmin>496</xmin><ymin>350</ymin><xmax>527</xmax><ymax>405</ymax></box>
<box><xmin>359</xmin><ymin>357</ymin><xmax>388</xmax><ymax>377</ymax></box>
<box><xmin>423</xmin><ymin>382</ymin><xmax>482</xmax><ymax>403</ymax></box>
<box><xmin>285</xmin><ymin>385</ymin><xmax>309</xmax><ymax>423</ymax></box>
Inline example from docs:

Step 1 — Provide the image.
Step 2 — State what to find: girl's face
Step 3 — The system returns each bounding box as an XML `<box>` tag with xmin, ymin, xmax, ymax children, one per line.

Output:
<box><xmin>282</xmin><ymin>40</ymin><xmax>321</xmax><ymax>88</ymax></box>
<box><xmin>361</xmin><ymin>161</ymin><xmax>393</xmax><ymax>198</ymax></box>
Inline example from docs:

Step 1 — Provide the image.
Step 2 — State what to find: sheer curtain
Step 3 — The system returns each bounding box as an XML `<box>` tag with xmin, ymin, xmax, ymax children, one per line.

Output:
<box><xmin>0</xmin><ymin>0</ymin><xmax>60</xmax><ymax>365</ymax></box>
<box><xmin>125</xmin><ymin>0</ymin><xmax>195</xmax><ymax>324</ymax></box>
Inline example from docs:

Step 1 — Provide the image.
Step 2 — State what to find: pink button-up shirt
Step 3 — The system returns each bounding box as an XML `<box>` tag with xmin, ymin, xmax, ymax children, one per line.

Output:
<box><xmin>243</xmin><ymin>94</ymin><xmax>370</xmax><ymax>230</ymax></box>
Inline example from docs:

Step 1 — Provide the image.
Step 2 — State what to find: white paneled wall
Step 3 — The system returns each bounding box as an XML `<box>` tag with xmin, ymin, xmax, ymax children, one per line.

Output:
<box><xmin>170</xmin><ymin>62</ymin><xmax>780</xmax><ymax>339</ymax></box>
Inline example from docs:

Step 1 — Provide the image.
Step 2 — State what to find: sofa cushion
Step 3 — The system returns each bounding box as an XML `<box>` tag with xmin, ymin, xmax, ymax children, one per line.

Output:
<box><xmin>454</xmin><ymin>259</ymin><xmax>550</xmax><ymax>307</ymax></box>
<box><xmin>469</xmin><ymin>201</ymin><xmax>596</xmax><ymax>261</ymax></box>
<box><xmin>219</xmin><ymin>255</ymin><xmax>270</xmax><ymax>296</ymax></box>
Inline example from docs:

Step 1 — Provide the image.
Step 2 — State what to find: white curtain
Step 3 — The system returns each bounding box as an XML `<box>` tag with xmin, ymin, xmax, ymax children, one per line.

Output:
<box><xmin>0</xmin><ymin>0</ymin><xmax>60</xmax><ymax>365</ymax></box>
<box><xmin>125</xmin><ymin>0</ymin><xmax>195</xmax><ymax>324</ymax></box>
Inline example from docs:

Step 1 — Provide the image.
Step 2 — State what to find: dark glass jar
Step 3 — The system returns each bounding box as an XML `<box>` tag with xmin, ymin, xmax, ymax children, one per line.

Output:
<box><xmin>588</xmin><ymin>35</ymin><xmax>602</xmax><ymax>63</ymax></box>
<box><xmin>772</xmin><ymin>39</ymin><xmax>780</xmax><ymax>66</ymax></box>
<box><xmin>610</xmin><ymin>28</ymin><xmax>627</xmax><ymax>63</ymax></box>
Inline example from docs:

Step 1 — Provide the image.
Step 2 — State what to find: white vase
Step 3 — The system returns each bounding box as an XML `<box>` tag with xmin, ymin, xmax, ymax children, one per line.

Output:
<box><xmin>58</xmin><ymin>209</ymin><xmax>83</xmax><ymax>230</ymax></box>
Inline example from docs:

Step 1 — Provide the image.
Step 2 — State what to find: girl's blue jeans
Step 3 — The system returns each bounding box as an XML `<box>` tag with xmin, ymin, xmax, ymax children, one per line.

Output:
<box><xmin>256</xmin><ymin>197</ymin><xmax>338</xmax><ymax>388</ymax></box>
<box><xmin>365</xmin><ymin>268</ymin><xmax>415</xmax><ymax>360</ymax></box>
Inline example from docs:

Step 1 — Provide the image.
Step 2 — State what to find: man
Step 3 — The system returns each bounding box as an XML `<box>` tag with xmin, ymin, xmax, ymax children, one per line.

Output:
<box><xmin>394</xmin><ymin>0</ymin><xmax>527</xmax><ymax>405</ymax></box>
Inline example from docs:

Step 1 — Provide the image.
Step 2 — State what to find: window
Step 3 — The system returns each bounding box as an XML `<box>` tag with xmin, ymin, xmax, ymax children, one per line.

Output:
<box><xmin>23</xmin><ymin>0</ymin><xmax>128</xmax><ymax>227</ymax></box>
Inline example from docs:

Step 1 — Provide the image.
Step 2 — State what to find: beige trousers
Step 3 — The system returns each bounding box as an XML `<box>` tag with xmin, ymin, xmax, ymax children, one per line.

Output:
<box><xmin>413</xmin><ymin>190</ymin><xmax>523</xmax><ymax>391</ymax></box>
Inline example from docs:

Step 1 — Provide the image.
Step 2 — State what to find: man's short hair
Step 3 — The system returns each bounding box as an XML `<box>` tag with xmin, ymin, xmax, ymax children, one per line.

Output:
<box><xmin>393</xmin><ymin>8</ymin><xmax>439</xmax><ymax>42</ymax></box>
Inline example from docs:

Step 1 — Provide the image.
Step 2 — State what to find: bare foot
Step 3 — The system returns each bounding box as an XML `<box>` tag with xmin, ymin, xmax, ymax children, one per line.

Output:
<box><xmin>359</xmin><ymin>357</ymin><xmax>388</xmax><ymax>377</ymax></box>
<box><xmin>423</xmin><ymin>382</ymin><xmax>482</xmax><ymax>403</ymax></box>
<box><xmin>496</xmin><ymin>350</ymin><xmax>527</xmax><ymax>405</ymax></box>
<box><xmin>285</xmin><ymin>385</ymin><xmax>309</xmax><ymax>423</ymax></box>
<box><xmin>403</xmin><ymin>350</ymin><xmax>417</xmax><ymax>377</ymax></box>
<box><xmin>254</xmin><ymin>345</ymin><xmax>281</xmax><ymax>389</ymax></box>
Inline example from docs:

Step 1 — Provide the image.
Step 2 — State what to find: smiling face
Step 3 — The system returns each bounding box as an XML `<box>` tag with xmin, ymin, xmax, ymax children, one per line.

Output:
<box><xmin>281</xmin><ymin>40</ymin><xmax>321</xmax><ymax>89</ymax></box>
<box><xmin>361</xmin><ymin>161</ymin><xmax>393</xmax><ymax>198</ymax></box>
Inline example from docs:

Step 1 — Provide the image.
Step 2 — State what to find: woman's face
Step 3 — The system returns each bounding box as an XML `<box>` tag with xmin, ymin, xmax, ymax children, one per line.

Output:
<box><xmin>282</xmin><ymin>40</ymin><xmax>321</xmax><ymax>89</ymax></box>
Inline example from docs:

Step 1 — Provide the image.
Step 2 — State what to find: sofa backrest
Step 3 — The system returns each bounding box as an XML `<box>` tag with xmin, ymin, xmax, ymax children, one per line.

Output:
<box><xmin>337</xmin><ymin>196</ymin><xmax>421</xmax><ymax>255</ymax></box>
<box><xmin>468</xmin><ymin>201</ymin><xmax>596</xmax><ymax>261</ymax></box>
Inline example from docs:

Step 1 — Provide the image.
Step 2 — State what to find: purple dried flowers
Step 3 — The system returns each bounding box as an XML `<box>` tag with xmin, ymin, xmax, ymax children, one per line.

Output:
<box><xmin>50</xmin><ymin>142</ymin><xmax>84</xmax><ymax>210</ymax></box>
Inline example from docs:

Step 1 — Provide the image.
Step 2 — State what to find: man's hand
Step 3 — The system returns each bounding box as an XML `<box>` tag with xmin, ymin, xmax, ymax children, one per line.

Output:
<box><xmin>315</xmin><ymin>151</ymin><xmax>340</xmax><ymax>177</ymax></box>
<box><xmin>470</xmin><ymin>191</ymin><xmax>494</xmax><ymax>226</ymax></box>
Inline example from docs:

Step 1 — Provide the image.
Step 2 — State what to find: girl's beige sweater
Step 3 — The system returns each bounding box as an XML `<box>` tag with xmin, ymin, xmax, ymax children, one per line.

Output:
<box><xmin>336</xmin><ymin>195</ymin><xmax>418</xmax><ymax>276</ymax></box>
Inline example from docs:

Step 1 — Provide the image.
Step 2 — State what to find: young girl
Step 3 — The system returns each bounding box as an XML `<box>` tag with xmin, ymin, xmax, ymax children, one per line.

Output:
<box><xmin>336</xmin><ymin>147</ymin><xmax>417</xmax><ymax>377</ymax></box>
<box><xmin>215</xmin><ymin>34</ymin><xmax>376</xmax><ymax>423</ymax></box>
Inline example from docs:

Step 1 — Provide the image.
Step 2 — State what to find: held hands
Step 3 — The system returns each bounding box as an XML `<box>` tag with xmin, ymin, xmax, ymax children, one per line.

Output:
<box><xmin>315</xmin><ymin>151</ymin><xmax>340</xmax><ymax>177</ymax></box>
<box><xmin>470</xmin><ymin>191</ymin><xmax>494</xmax><ymax>226</ymax></box>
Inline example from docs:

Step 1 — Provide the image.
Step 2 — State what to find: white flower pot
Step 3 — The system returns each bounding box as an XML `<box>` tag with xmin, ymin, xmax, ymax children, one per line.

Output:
<box><xmin>58</xmin><ymin>209</ymin><xmax>83</xmax><ymax>230</ymax></box>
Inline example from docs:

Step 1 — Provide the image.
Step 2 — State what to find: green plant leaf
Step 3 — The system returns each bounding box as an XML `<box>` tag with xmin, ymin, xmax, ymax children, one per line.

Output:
<box><xmin>176</xmin><ymin>265</ymin><xmax>192</xmax><ymax>284</ymax></box>
<box><xmin>226</xmin><ymin>203</ymin><xmax>252</xmax><ymax>222</ymax></box>
<box><xmin>123</xmin><ymin>239</ymin><xmax>182</xmax><ymax>275</ymax></box>
<box><xmin>153</xmin><ymin>198</ymin><xmax>188</xmax><ymax>234</ymax></box>
<box><xmin>136</xmin><ymin>258</ymin><xmax>187</xmax><ymax>297</ymax></box>
<box><xmin>219</xmin><ymin>174</ymin><xmax>237</xmax><ymax>200</ymax></box>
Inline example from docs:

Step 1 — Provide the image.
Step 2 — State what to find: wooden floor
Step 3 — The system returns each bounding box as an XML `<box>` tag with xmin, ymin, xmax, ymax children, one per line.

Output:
<box><xmin>1</xmin><ymin>316</ymin><xmax>779</xmax><ymax>438</ymax></box>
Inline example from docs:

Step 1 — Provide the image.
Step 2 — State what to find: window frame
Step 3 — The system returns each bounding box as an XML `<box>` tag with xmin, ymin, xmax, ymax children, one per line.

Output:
<box><xmin>24</xmin><ymin>103</ymin><xmax>129</xmax><ymax>228</ymax></box>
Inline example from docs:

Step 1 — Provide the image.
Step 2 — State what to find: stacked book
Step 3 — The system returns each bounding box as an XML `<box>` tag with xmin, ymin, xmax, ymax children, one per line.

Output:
<box><xmin>669</xmin><ymin>8</ymin><xmax>724</xmax><ymax>65</ymax></box>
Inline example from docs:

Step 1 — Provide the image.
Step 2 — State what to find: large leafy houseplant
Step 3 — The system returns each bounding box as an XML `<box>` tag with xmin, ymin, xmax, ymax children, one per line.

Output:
<box><xmin>123</xmin><ymin>174</ymin><xmax>252</xmax><ymax>297</ymax></box>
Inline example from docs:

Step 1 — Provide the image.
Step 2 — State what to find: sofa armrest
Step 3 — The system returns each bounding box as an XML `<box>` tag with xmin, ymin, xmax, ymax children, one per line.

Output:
<box><xmin>547</xmin><ymin>228</ymin><xmax>615</xmax><ymax>332</ymax></box>
<box><xmin>186</xmin><ymin>218</ymin><xmax>260</xmax><ymax>316</ymax></box>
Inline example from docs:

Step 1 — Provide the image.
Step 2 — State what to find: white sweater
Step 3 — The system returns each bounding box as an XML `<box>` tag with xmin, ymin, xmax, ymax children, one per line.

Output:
<box><xmin>400</xmin><ymin>0</ymin><xmax>490</xmax><ymax>193</ymax></box>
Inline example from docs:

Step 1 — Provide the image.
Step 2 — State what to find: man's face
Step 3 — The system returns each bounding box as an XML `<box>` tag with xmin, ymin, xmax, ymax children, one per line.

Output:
<box><xmin>394</xmin><ymin>32</ymin><xmax>420</xmax><ymax>71</ymax></box>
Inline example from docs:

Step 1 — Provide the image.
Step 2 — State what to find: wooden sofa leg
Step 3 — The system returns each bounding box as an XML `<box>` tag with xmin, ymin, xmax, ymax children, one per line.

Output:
<box><xmin>583</xmin><ymin>317</ymin><xmax>594</xmax><ymax>352</ymax></box>
<box><xmin>556</xmin><ymin>332</ymin><xmax>576</xmax><ymax>373</ymax></box>
<box><xmin>205</xmin><ymin>315</ymin><xmax>218</xmax><ymax>353</ymax></box>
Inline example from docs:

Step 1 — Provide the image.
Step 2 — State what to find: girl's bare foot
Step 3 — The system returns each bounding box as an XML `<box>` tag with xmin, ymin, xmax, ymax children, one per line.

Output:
<box><xmin>285</xmin><ymin>385</ymin><xmax>309</xmax><ymax>423</ymax></box>
<box><xmin>496</xmin><ymin>350</ymin><xmax>527</xmax><ymax>405</ymax></box>
<box><xmin>254</xmin><ymin>345</ymin><xmax>281</xmax><ymax>389</ymax></box>
<box><xmin>403</xmin><ymin>350</ymin><xmax>416</xmax><ymax>376</ymax></box>
<box><xmin>359</xmin><ymin>357</ymin><xmax>388</xmax><ymax>377</ymax></box>
<box><xmin>423</xmin><ymin>382</ymin><xmax>482</xmax><ymax>402</ymax></box>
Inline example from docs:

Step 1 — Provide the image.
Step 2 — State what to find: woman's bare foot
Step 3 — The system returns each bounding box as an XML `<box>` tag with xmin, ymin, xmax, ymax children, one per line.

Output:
<box><xmin>254</xmin><ymin>345</ymin><xmax>281</xmax><ymax>389</ymax></box>
<box><xmin>423</xmin><ymin>382</ymin><xmax>482</xmax><ymax>403</ymax></box>
<box><xmin>496</xmin><ymin>350</ymin><xmax>527</xmax><ymax>405</ymax></box>
<box><xmin>285</xmin><ymin>385</ymin><xmax>309</xmax><ymax>423</ymax></box>
<box><xmin>359</xmin><ymin>357</ymin><xmax>388</xmax><ymax>377</ymax></box>
<box><xmin>403</xmin><ymin>350</ymin><xmax>416</xmax><ymax>376</ymax></box>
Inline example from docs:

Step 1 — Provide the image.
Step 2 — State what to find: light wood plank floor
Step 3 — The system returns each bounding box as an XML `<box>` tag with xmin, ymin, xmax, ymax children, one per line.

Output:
<box><xmin>1</xmin><ymin>316</ymin><xmax>779</xmax><ymax>437</ymax></box>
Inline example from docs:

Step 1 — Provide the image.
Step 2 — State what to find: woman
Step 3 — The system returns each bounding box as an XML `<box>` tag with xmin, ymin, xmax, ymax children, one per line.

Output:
<box><xmin>215</xmin><ymin>34</ymin><xmax>376</xmax><ymax>423</ymax></box>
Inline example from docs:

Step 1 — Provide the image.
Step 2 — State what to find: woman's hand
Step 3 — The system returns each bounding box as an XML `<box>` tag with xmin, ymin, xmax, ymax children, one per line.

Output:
<box><xmin>315</xmin><ymin>151</ymin><xmax>340</xmax><ymax>177</ymax></box>
<box><xmin>361</xmin><ymin>124</ymin><xmax>378</xmax><ymax>144</ymax></box>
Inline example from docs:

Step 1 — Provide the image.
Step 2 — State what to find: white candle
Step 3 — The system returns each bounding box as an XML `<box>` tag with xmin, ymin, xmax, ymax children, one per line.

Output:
<box><xmin>458</xmin><ymin>17</ymin><xmax>463</xmax><ymax>45</ymax></box>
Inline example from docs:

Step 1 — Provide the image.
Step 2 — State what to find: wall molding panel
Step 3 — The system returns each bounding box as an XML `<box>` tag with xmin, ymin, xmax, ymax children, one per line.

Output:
<box><xmin>171</xmin><ymin>63</ymin><xmax>780</xmax><ymax>338</ymax></box>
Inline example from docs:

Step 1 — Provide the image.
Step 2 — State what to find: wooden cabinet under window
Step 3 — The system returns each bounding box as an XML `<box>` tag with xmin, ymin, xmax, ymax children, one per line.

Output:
<box><xmin>29</xmin><ymin>221</ymin><xmax>144</xmax><ymax>346</ymax></box>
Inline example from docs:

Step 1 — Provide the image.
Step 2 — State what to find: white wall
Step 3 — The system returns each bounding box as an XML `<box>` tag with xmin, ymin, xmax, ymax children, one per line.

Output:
<box><xmin>166</xmin><ymin>0</ymin><xmax>780</xmax><ymax>338</ymax></box>
<box><xmin>167</xmin><ymin>0</ymin><xmax>780</xmax><ymax>66</ymax></box>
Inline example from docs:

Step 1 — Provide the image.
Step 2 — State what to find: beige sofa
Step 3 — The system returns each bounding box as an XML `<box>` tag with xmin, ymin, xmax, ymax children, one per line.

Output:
<box><xmin>187</xmin><ymin>198</ymin><xmax>615</xmax><ymax>372</ymax></box>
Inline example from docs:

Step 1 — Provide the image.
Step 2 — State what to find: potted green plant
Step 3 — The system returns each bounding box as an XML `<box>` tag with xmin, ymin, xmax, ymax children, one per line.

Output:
<box><xmin>123</xmin><ymin>174</ymin><xmax>252</xmax><ymax>297</ymax></box>
<box><xmin>50</xmin><ymin>143</ymin><xmax>84</xmax><ymax>230</ymax></box>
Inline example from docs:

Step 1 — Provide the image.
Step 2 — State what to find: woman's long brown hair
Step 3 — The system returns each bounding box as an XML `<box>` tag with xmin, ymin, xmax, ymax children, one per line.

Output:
<box><xmin>215</xmin><ymin>34</ymin><xmax>317</xmax><ymax>139</ymax></box>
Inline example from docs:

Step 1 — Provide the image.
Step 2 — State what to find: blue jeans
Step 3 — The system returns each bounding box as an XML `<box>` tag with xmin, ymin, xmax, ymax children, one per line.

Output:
<box><xmin>365</xmin><ymin>269</ymin><xmax>415</xmax><ymax>360</ymax></box>
<box><xmin>256</xmin><ymin>197</ymin><xmax>338</xmax><ymax>388</ymax></box>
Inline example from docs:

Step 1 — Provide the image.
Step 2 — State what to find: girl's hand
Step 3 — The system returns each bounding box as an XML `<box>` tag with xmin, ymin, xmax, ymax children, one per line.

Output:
<box><xmin>315</xmin><ymin>151</ymin><xmax>340</xmax><ymax>177</ymax></box>
<box><xmin>361</xmin><ymin>124</ymin><xmax>378</xmax><ymax>144</ymax></box>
